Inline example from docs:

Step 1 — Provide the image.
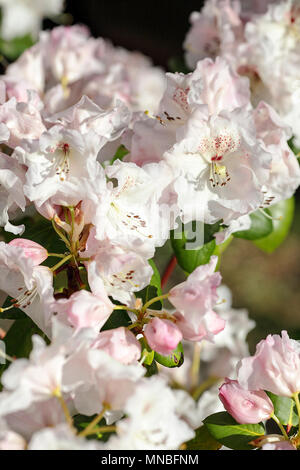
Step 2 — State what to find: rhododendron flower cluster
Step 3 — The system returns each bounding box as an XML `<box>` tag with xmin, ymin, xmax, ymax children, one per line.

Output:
<box><xmin>0</xmin><ymin>0</ymin><xmax>299</xmax><ymax>451</ymax></box>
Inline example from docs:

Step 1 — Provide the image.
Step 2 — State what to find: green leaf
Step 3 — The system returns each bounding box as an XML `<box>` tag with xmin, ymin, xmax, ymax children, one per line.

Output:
<box><xmin>101</xmin><ymin>309</ymin><xmax>131</xmax><ymax>331</ymax></box>
<box><xmin>233</xmin><ymin>210</ymin><xmax>273</xmax><ymax>240</ymax></box>
<box><xmin>267</xmin><ymin>392</ymin><xmax>298</xmax><ymax>427</ymax></box>
<box><xmin>0</xmin><ymin>34</ymin><xmax>34</xmax><ymax>60</ymax></box>
<box><xmin>110</xmin><ymin>145</ymin><xmax>129</xmax><ymax>165</ymax></box>
<box><xmin>203</xmin><ymin>412</ymin><xmax>265</xmax><ymax>450</ymax></box>
<box><xmin>171</xmin><ymin>221</ymin><xmax>220</xmax><ymax>274</ymax></box>
<box><xmin>288</xmin><ymin>137</ymin><xmax>300</xmax><ymax>157</ymax></box>
<box><xmin>136</xmin><ymin>259</ymin><xmax>162</xmax><ymax>310</ymax></box>
<box><xmin>139</xmin><ymin>337</ymin><xmax>155</xmax><ymax>366</ymax></box>
<box><xmin>0</xmin><ymin>317</ymin><xmax>47</xmax><ymax>388</ymax></box>
<box><xmin>185</xmin><ymin>424</ymin><xmax>222</xmax><ymax>450</ymax></box>
<box><xmin>144</xmin><ymin>359</ymin><xmax>158</xmax><ymax>377</ymax></box>
<box><xmin>154</xmin><ymin>342</ymin><xmax>184</xmax><ymax>368</ymax></box>
<box><xmin>254</xmin><ymin>198</ymin><xmax>295</xmax><ymax>253</ymax></box>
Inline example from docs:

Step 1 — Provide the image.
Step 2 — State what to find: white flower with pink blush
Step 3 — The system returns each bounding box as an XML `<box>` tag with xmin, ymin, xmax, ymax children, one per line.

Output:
<box><xmin>105</xmin><ymin>377</ymin><xmax>195</xmax><ymax>450</ymax></box>
<box><xmin>83</xmin><ymin>231</ymin><xmax>153</xmax><ymax>304</ymax></box>
<box><xmin>51</xmin><ymin>288</ymin><xmax>114</xmax><ymax>332</ymax></box>
<box><xmin>237</xmin><ymin>331</ymin><xmax>300</xmax><ymax>397</ymax></box>
<box><xmin>0</xmin><ymin>152</ymin><xmax>27</xmax><ymax>235</ymax></box>
<box><xmin>169</xmin><ymin>256</ymin><xmax>225</xmax><ymax>341</ymax></box>
<box><xmin>0</xmin><ymin>241</ymin><xmax>54</xmax><ymax>336</ymax></box>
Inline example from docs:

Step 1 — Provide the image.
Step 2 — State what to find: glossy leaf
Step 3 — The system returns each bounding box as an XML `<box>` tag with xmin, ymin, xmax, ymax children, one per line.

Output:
<box><xmin>267</xmin><ymin>392</ymin><xmax>298</xmax><ymax>427</ymax></box>
<box><xmin>233</xmin><ymin>210</ymin><xmax>273</xmax><ymax>240</ymax></box>
<box><xmin>254</xmin><ymin>198</ymin><xmax>295</xmax><ymax>253</ymax></box>
<box><xmin>171</xmin><ymin>221</ymin><xmax>220</xmax><ymax>274</ymax></box>
<box><xmin>154</xmin><ymin>342</ymin><xmax>184</xmax><ymax>368</ymax></box>
<box><xmin>203</xmin><ymin>412</ymin><xmax>265</xmax><ymax>450</ymax></box>
<box><xmin>185</xmin><ymin>424</ymin><xmax>222</xmax><ymax>450</ymax></box>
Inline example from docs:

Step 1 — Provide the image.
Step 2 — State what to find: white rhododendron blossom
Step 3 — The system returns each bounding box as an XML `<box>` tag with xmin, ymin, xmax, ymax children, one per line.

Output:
<box><xmin>0</xmin><ymin>0</ymin><xmax>299</xmax><ymax>452</ymax></box>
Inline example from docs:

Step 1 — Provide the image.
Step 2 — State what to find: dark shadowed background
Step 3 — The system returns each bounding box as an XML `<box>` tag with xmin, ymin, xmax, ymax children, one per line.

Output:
<box><xmin>64</xmin><ymin>0</ymin><xmax>205</xmax><ymax>67</ymax></box>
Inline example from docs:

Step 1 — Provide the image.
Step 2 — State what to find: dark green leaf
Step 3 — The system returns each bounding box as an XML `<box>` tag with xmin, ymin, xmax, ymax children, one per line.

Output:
<box><xmin>288</xmin><ymin>137</ymin><xmax>300</xmax><ymax>157</ymax></box>
<box><xmin>267</xmin><ymin>392</ymin><xmax>298</xmax><ymax>427</ymax></box>
<box><xmin>254</xmin><ymin>198</ymin><xmax>295</xmax><ymax>253</ymax></box>
<box><xmin>203</xmin><ymin>412</ymin><xmax>265</xmax><ymax>450</ymax></box>
<box><xmin>154</xmin><ymin>342</ymin><xmax>184</xmax><ymax>368</ymax></box>
<box><xmin>233</xmin><ymin>210</ymin><xmax>273</xmax><ymax>240</ymax></box>
<box><xmin>136</xmin><ymin>259</ymin><xmax>162</xmax><ymax>310</ymax></box>
<box><xmin>171</xmin><ymin>221</ymin><xmax>219</xmax><ymax>274</ymax></box>
<box><xmin>185</xmin><ymin>424</ymin><xmax>222</xmax><ymax>450</ymax></box>
<box><xmin>144</xmin><ymin>359</ymin><xmax>158</xmax><ymax>377</ymax></box>
<box><xmin>101</xmin><ymin>309</ymin><xmax>131</xmax><ymax>331</ymax></box>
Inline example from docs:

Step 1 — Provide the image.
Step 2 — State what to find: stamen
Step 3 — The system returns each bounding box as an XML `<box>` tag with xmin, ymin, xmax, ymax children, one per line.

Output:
<box><xmin>259</xmin><ymin>208</ymin><xmax>282</xmax><ymax>221</ymax></box>
<box><xmin>0</xmin><ymin>286</ymin><xmax>38</xmax><ymax>313</ymax></box>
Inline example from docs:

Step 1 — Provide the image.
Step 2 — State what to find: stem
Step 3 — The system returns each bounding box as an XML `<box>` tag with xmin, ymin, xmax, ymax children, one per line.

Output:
<box><xmin>271</xmin><ymin>414</ymin><xmax>289</xmax><ymax>440</ymax></box>
<box><xmin>161</xmin><ymin>255</ymin><xmax>177</xmax><ymax>289</ymax></box>
<box><xmin>192</xmin><ymin>376</ymin><xmax>220</xmax><ymax>401</ymax></box>
<box><xmin>54</xmin><ymin>390</ymin><xmax>74</xmax><ymax>429</ymax></box>
<box><xmin>50</xmin><ymin>254</ymin><xmax>73</xmax><ymax>272</ymax></box>
<box><xmin>51</xmin><ymin>219</ymin><xmax>71</xmax><ymax>248</ymax></box>
<box><xmin>113</xmin><ymin>305</ymin><xmax>139</xmax><ymax>315</ymax></box>
<box><xmin>142</xmin><ymin>293</ymin><xmax>169</xmax><ymax>312</ymax></box>
<box><xmin>292</xmin><ymin>392</ymin><xmax>300</xmax><ymax>438</ymax></box>
<box><xmin>82</xmin><ymin>425</ymin><xmax>116</xmax><ymax>437</ymax></box>
<box><xmin>47</xmin><ymin>253</ymin><xmax>66</xmax><ymax>259</ymax></box>
<box><xmin>190</xmin><ymin>343</ymin><xmax>202</xmax><ymax>392</ymax></box>
<box><xmin>79</xmin><ymin>406</ymin><xmax>109</xmax><ymax>437</ymax></box>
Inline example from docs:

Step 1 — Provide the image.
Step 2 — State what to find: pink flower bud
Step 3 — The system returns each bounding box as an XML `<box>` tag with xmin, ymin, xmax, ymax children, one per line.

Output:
<box><xmin>144</xmin><ymin>317</ymin><xmax>182</xmax><ymax>356</ymax></box>
<box><xmin>219</xmin><ymin>378</ymin><xmax>274</xmax><ymax>424</ymax></box>
<box><xmin>8</xmin><ymin>239</ymin><xmax>48</xmax><ymax>266</ymax></box>
<box><xmin>92</xmin><ymin>327</ymin><xmax>141</xmax><ymax>365</ymax></box>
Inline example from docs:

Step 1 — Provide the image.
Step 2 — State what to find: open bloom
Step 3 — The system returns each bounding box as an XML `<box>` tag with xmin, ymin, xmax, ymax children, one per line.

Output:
<box><xmin>237</xmin><ymin>331</ymin><xmax>300</xmax><ymax>397</ymax></box>
<box><xmin>104</xmin><ymin>377</ymin><xmax>195</xmax><ymax>450</ymax></box>
<box><xmin>0</xmin><ymin>241</ymin><xmax>54</xmax><ymax>335</ymax></box>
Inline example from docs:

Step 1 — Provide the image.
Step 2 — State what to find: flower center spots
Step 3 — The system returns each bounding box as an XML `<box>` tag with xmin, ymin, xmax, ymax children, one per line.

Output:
<box><xmin>52</xmin><ymin>142</ymin><xmax>70</xmax><ymax>182</ymax></box>
<box><xmin>110</xmin><ymin>203</ymin><xmax>153</xmax><ymax>240</ymax></box>
<box><xmin>107</xmin><ymin>269</ymin><xmax>140</xmax><ymax>289</ymax></box>
<box><xmin>197</xmin><ymin>129</ymin><xmax>240</xmax><ymax>188</ymax></box>
<box><xmin>173</xmin><ymin>87</ymin><xmax>190</xmax><ymax>113</ymax></box>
